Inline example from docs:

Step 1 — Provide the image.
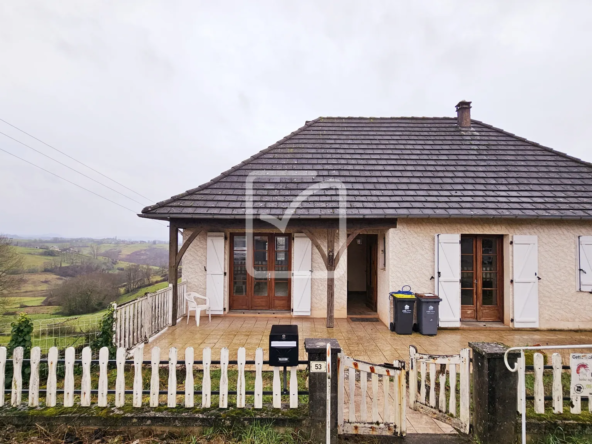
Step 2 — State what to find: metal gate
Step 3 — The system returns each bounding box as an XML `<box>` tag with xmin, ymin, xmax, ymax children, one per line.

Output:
<box><xmin>337</xmin><ymin>354</ymin><xmax>406</xmax><ymax>436</ymax></box>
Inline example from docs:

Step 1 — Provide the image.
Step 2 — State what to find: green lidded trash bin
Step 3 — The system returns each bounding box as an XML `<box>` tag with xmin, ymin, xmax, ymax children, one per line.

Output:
<box><xmin>389</xmin><ymin>285</ymin><xmax>416</xmax><ymax>335</ymax></box>
<box><xmin>415</xmin><ymin>293</ymin><xmax>442</xmax><ymax>336</ymax></box>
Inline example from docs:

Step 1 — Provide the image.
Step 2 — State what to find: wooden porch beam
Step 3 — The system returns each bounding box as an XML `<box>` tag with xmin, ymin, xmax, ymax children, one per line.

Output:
<box><xmin>176</xmin><ymin>229</ymin><xmax>202</xmax><ymax>267</ymax></box>
<box><xmin>334</xmin><ymin>228</ymin><xmax>365</xmax><ymax>267</ymax></box>
<box><xmin>302</xmin><ymin>228</ymin><xmax>329</xmax><ymax>269</ymax></box>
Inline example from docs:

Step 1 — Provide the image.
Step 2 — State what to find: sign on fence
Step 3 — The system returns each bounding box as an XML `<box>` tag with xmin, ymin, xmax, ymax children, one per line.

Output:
<box><xmin>570</xmin><ymin>353</ymin><xmax>592</xmax><ymax>397</ymax></box>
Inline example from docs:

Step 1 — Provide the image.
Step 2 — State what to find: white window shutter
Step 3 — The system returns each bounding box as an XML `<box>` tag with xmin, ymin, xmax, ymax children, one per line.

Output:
<box><xmin>292</xmin><ymin>234</ymin><xmax>312</xmax><ymax>316</ymax></box>
<box><xmin>206</xmin><ymin>232</ymin><xmax>225</xmax><ymax>315</ymax></box>
<box><xmin>513</xmin><ymin>235</ymin><xmax>539</xmax><ymax>328</ymax></box>
<box><xmin>435</xmin><ymin>234</ymin><xmax>461</xmax><ymax>327</ymax></box>
<box><xmin>579</xmin><ymin>236</ymin><xmax>592</xmax><ymax>292</ymax></box>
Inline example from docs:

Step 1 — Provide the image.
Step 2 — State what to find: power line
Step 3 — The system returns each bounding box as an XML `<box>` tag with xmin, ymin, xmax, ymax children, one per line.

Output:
<box><xmin>0</xmin><ymin>147</ymin><xmax>139</xmax><ymax>214</ymax></box>
<box><xmin>0</xmin><ymin>130</ymin><xmax>147</xmax><ymax>206</ymax></box>
<box><xmin>0</xmin><ymin>117</ymin><xmax>154</xmax><ymax>202</ymax></box>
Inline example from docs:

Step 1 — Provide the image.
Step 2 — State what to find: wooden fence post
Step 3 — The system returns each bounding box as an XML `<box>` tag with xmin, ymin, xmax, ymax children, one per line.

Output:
<box><xmin>46</xmin><ymin>347</ymin><xmax>58</xmax><ymax>407</ymax></box>
<box><xmin>115</xmin><ymin>347</ymin><xmax>125</xmax><ymax>407</ymax></box>
<box><xmin>98</xmin><ymin>347</ymin><xmax>109</xmax><ymax>407</ymax></box>
<box><xmin>185</xmin><ymin>347</ymin><xmax>194</xmax><ymax>408</ymax></box>
<box><xmin>64</xmin><ymin>347</ymin><xmax>75</xmax><ymax>407</ymax></box>
<box><xmin>133</xmin><ymin>345</ymin><xmax>144</xmax><ymax>407</ymax></box>
<box><xmin>168</xmin><ymin>347</ymin><xmax>177</xmax><ymax>408</ymax></box>
<box><xmin>11</xmin><ymin>347</ymin><xmax>23</xmax><ymax>406</ymax></box>
<box><xmin>29</xmin><ymin>347</ymin><xmax>41</xmax><ymax>407</ymax></box>
<box><xmin>81</xmin><ymin>347</ymin><xmax>92</xmax><ymax>406</ymax></box>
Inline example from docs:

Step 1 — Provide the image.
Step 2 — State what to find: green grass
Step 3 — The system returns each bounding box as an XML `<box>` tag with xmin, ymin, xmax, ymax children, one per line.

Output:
<box><xmin>524</xmin><ymin>372</ymin><xmax>592</xmax><ymax>422</ymax></box>
<box><xmin>202</xmin><ymin>422</ymin><xmax>312</xmax><ymax>443</ymax></box>
<box><xmin>14</xmin><ymin>247</ymin><xmax>54</xmax><ymax>268</ymax></box>
<box><xmin>532</xmin><ymin>427</ymin><xmax>592</xmax><ymax>443</ymax></box>
<box><xmin>116</xmin><ymin>281</ymin><xmax>170</xmax><ymax>304</ymax></box>
<box><xmin>0</xmin><ymin>422</ymin><xmax>312</xmax><ymax>443</ymax></box>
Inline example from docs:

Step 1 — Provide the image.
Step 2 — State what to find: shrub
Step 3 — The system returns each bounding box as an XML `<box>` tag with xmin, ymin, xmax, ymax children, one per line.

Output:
<box><xmin>48</xmin><ymin>272</ymin><xmax>120</xmax><ymax>315</ymax></box>
<box><xmin>90</xmin><ymin>304</ymin><xmax>117</xmax><ymax>358</ymax></box>
<box><xmin>7</xmin><ymin>313</ymin><xmax>34</xmax><ymax>358</ymax></box>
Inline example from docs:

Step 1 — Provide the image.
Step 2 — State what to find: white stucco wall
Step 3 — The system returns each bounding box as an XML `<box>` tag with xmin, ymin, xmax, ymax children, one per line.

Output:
<box><xmin>181</xmin><ymin>229</ymin><xmax>208</xmax><ymax>296</ymax></box>
<box><xmin>379</xmin><ymin>219</ymin><xmax>592</xmax><ymax>330</ymax></box>
<box><xmin>181</xmin><ymin>228</ymin><xmax>347</xmax><ymax>319</ymax></box>
<box><xmin>309</xmin><ymin>229</ymin><xmax>348</xmax><ymax>319</ymax></box>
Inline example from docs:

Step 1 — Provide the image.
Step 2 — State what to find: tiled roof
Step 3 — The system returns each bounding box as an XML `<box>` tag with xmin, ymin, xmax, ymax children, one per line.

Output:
<box><xmin>141</xmin><ymin>117</ymin><xmax>592</xmax><ymax>220</ymax></box>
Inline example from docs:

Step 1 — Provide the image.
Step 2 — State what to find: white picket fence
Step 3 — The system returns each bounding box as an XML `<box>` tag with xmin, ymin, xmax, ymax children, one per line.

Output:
<box><xmin>114</xmin><ymin>282</ymin><xmax>187</xmax><ymax>350</ymax></box>
<box><xmin>409</xmin><ymin>346</ymin><xmax>471</xmax><ymax>433</ymax></box>
<box><xmin>518</xmin><ymin>352</ymin><xmax>591</xmax><ymax>415</ymax></box>
<box><xmin>0</xmin><ymin>344</ymin><xmax>302</xmax><ymax>410</ymax></box>
<box><xmin>337</xmin><ymin>354</ymin><xmax>406</xmax><ymax>436</ymax></box>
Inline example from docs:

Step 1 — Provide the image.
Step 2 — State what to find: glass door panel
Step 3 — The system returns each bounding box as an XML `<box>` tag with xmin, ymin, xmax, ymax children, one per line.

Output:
<box><xmin>230</xmin><ymin>235</ymin><xmax>249</xmax><ymax>310</ymax></box>
<box><xmin>460</xmin><ymin>237</ymin><xmax>476</xmax><ymax>320</ymax></box>
<box><xmin>251</xmin><ymin>235</ymin><xmax>270</xmax><ymax>309</ymax></box>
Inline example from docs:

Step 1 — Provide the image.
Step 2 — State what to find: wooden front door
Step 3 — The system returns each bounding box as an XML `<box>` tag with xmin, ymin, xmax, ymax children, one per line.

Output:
<box><xmin>230</xmin><ymin>233</ymin><xmax>291</xmax><ymax>311</ymax></box>
<box><xmin>461</xmin><ymin>235</ymin><xmax>504</xmax><ymax>322</ymax></box>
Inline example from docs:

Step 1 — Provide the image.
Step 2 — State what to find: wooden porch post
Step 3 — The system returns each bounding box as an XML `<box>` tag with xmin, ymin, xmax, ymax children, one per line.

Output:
<box><xmin>326</xmin><ymin>228</ymin><xmax>336</xmax><ymax>328</ymax></box>
<box><xmin>303</xmin><ymin>227</ymin><xmax>365</xmax><ymax>328</ymax></box>
<box><xmin>169</xmin><ymin>223</ymin><xmax>179</xmax><ymax>326</ymax></box>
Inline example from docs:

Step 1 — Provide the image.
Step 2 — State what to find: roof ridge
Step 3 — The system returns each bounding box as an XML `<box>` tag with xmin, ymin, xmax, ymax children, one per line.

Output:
<box><xmin>471</xmin><ymin>119</ymin><xmax>592</xmax><ymax>170</ymax></box>
<box><xmin>141</xmin><ymin>117</ymin><xmax>323</xmax><ymax>214</ymax></box>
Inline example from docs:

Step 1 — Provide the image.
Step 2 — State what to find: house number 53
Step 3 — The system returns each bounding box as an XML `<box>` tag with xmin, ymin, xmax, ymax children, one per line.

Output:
<box><xmin>310</xmin><ymin>361</ymin><xmax>327</xmax><ymax>373</ymax></box>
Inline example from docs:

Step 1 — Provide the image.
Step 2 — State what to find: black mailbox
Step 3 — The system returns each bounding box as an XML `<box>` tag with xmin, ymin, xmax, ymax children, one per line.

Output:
<box><xmin>269</xmin><ymin>325</ymin><xmax>298</xmax><ymax>366</ymax></box>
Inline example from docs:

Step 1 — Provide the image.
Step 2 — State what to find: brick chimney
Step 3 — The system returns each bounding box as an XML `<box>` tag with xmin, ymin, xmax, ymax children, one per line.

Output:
<box><xmin>456</xmin><ymin>100</ymin><xmax>472</xmax><ymax>129</ymax></box>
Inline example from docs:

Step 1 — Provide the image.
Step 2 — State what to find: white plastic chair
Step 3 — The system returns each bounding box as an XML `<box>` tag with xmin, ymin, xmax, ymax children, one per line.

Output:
<box><xmin>185</xmin><ymin>292</ymin><xmax>211</xmax><ymax>326</ymax></box>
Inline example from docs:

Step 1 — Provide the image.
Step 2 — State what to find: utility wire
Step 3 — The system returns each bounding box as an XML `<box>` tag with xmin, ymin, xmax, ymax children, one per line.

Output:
<box><xmin>0</xmin><ymin>147</ymin><xmax>138</xmax><ymax>214</ymax></box>
<box><xmin>0</xmin><ymin>117</ymin><xmax>154</xmax><ymax>202</ymax></box>
<box><xmin>0</xmin><ymin>130</ymin><xmax>146</xmax><ymax>206</ymax></box>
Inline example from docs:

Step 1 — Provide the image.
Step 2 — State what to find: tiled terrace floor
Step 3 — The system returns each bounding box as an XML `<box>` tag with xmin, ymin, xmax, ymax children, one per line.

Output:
<box><xmin>145</xmin><ymin>315</ymin><xmax>592</xmax><ymax>364</ymax></box>
<box><xmin>143</xmin><ymin>315</ymin><xmax>592</xmax><ymax>435</ymax></box>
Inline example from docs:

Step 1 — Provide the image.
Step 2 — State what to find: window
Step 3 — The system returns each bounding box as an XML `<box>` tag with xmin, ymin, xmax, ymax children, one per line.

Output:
<box><xmin>380</xmin><ymin>236</ymin><xmax>386</xmax><ymax>269</ymax></box>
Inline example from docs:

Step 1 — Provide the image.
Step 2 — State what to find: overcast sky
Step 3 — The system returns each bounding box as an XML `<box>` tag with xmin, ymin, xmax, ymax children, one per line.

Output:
<box><xmin>1</xmin><ymin>1</ymin><xmax>591</xmax><ymax>240</ymax></box>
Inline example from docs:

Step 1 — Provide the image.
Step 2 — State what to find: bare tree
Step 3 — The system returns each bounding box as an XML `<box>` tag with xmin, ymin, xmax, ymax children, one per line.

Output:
<box><xmin>0</xmin><ymin>237</ymin><xmax>24</xmax><ymax>311</ymax></box>
<box><xmin>89</xmin><ymin>243</ymin><xmax>101</xmax><ymax>259</ymax></box>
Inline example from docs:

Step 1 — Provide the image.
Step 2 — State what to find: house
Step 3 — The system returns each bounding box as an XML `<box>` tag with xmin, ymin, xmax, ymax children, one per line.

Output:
<box><xmin>140</xmin><ymin>101</ymin><xmax>592</xmax><ymax>330</ymax></box>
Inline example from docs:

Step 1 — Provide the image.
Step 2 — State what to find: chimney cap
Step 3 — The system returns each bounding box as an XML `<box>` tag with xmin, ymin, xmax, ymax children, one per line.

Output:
<box><xmin>455</xmin><ymin>100</ymin><xmax>472</xmax><ymax>110</ymax></box>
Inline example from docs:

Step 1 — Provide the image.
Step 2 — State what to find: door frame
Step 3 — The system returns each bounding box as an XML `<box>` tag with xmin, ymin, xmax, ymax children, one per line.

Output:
<box><xmin>229</xmin><ymin>233</ymin><xmax>292</xmax><ymax>311</ymax></box>
<box><xmin>365</xmin><ymin>234</ymin><xmax>378</xmax><ymax>312</ymax></box>
<box><xmin>460</xmin><ymin>235</ymin><xmax>504</xmax><ymax>322</ymax></box>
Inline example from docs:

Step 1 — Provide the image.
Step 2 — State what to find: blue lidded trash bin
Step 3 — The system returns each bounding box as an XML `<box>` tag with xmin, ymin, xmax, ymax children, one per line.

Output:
<box><xmin>389</xmin><ymin>285</ymin><xmax>416</xmax><ymax>335</ymax></box>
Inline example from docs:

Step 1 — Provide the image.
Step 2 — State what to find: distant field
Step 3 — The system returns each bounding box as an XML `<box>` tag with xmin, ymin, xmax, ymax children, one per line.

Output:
<box><xmin>13</xmin><ymin>247</ymin><xmax>53</xmax><ymax>268</ymax></box>
<box><xmin>15</xmin><ymin>272</ymin><xmax>64</xmax><ymax>294</ymax></box>
<box><xmin>2</xmin><ymin>237</ymin><xmax>169</xmax><ymax>325</ymax></box>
